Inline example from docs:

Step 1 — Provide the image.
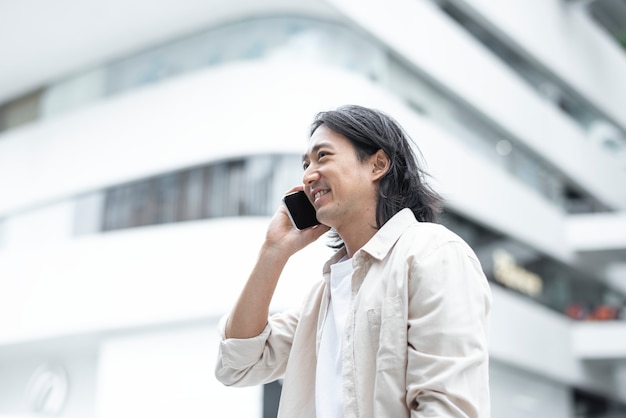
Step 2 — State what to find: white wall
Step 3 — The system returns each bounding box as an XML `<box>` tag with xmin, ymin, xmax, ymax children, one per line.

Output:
<box><xmin>2</xmin><ymin>201</ymin><xmax>75</xmax><ymax>250</ymax></box>
<box><xmin>566</xmin><ymin>212</ymin><xmax>626</xmax><ymax>251</ymax></box>
<box><xmin>0</xmin><ymin>217</ymin><xmax>332</xmax><ymax>345</ymax></box>
<box><xmin>490</xmin><ymin>360</ymin><xmax>573</xmax><ymax>418</ymax></box>
<box><xmin>571</xmin><ymin>322</ymin><xmax>626</xmax><ymax>360</ymax></box>
<box><xmin>96</xmin><ymin>322</ymin><xmax>260</xmax><ymax>418</ymax></box>
<box><xmin>0</xmin><ymin>337</ymin><xmax>98</xmax><ymax>417</ymax></box>
<box><xmin>457</xmin><ymin>0</ymin><xmax>626</xmax><ymax>132</ymax></box>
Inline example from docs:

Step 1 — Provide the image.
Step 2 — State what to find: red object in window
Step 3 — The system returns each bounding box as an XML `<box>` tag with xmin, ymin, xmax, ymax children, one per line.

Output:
<box><xmin>565</xmin><ymin>304</ymin><xmax>587</xmax><ymax>320</ymax></box>
<box><xmin>590</xmin><ymin>305</ymin><xmax>618</xmax><ymax>321</ymax></box>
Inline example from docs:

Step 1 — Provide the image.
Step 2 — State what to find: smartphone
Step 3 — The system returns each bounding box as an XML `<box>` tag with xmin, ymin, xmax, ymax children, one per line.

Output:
<box><xmin>282</xmin><ymin>190</ymin><xmax>320</xmax><ymax>230</ymax></box>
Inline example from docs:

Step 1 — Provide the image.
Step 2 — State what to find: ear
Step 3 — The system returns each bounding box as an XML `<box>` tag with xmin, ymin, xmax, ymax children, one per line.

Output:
<box><xmin>370</xmin><ymin>149</ymin><xmax>390</xmax><ymax>181</ymax></box>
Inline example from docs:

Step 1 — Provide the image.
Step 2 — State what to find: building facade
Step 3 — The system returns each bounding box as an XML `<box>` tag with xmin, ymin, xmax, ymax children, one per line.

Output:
<box><xmin>1</xmin><ymin>0</ymin><xmax>626</xmax><ymax>417</ymax></box>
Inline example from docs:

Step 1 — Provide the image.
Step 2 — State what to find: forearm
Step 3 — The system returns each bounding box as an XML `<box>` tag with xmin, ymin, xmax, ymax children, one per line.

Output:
<box><xmin>225</xmin><ymin>243</ymin><xmax>290</xmax><ymax>339</ymax></box>
<box><xmin>224</xmin><ymin>192</ymin><xmax>329</xmax><ymax>339</ymax></box>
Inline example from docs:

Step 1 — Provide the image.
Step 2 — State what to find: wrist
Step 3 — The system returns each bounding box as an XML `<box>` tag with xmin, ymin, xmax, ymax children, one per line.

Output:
<box><xmin>259</xmin><ymin>241</ymin><xmax>292</xmax><ymax>264</ymax></box>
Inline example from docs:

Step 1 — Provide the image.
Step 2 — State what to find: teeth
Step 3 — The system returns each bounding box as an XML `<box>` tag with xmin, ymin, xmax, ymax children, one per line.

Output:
<box><xmin>314</xmin><ymin>190</ymin><xmax>328</xmax><ymax>200</ymax></box>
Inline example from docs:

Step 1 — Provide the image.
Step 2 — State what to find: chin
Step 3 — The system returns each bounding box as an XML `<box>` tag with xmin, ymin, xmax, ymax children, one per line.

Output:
<box><xmin>315</xmin><ymin>212</ymin><xmax>329</xmax><ymax>227</ymax></box>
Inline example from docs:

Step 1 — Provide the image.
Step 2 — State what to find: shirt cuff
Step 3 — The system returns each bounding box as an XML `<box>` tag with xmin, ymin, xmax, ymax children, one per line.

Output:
<box><xmin>218</xmin><ymin>314</ymin><xmax>271</xmax><ymax>368</ymax></box>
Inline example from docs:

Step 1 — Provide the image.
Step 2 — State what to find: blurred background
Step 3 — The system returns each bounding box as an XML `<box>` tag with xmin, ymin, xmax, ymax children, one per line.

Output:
<box><xmin>1</xmin><ymin>0</ymin><xmax>626</xmax><ymax>416</ymax></box>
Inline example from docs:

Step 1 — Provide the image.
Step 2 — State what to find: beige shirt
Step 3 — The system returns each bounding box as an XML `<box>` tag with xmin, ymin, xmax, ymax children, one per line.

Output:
<box><xmin>215</xmin><ymin>208</ymin><xmax>492</xmax><ymax>417</ymax></box>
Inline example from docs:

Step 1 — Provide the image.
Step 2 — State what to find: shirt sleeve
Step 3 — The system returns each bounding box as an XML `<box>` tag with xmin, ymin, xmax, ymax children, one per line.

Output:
<box><xmin>406</xmin><ymin>240</ymin><xmax>492</xmax><ymax>418</ymax></box>
<box><xmin>214</xmin><ymin>308</ymin><xmax>299</xmax><ymax>387</ymax></box>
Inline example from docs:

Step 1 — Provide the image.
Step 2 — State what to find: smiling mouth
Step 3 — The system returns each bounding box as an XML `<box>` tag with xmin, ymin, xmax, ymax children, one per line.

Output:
<box><xmin>314</xmin><ymin>189</ymin><xmax>329</xmax><ymax>202</ymax></box>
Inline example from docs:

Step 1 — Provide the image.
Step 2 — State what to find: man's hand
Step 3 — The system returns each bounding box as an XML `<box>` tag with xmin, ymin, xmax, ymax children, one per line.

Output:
<box><xmin>263</xmin><ymin>186</ymin><xmax>330</xmax><ymax>258</ymax></box>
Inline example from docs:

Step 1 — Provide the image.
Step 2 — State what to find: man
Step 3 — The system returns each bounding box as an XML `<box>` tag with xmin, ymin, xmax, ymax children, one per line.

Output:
<box><xmin>215</xmin><ymin>105</ymin><xmax>492</xmax><ymax>417</ymax></box>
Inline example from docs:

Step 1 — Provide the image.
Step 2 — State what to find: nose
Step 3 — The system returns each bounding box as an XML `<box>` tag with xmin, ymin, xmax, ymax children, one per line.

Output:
<box><xmin>302</xmin><ymin>164</ymin><xmax>319</xmax><ymax>187</ymax></box>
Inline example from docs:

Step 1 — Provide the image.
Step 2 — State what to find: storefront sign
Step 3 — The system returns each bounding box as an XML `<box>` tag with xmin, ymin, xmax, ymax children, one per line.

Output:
<box><xmin>492</xmin><ymin>249</ymin><xmax>543</xmax><ymax>297</ymax></box>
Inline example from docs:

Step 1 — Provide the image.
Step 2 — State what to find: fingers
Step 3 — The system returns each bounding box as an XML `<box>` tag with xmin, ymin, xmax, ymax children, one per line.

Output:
<box><xmin>311</xmin><ymin>223</ymin><xmax>331</xmax><ymax>238</ymax></box>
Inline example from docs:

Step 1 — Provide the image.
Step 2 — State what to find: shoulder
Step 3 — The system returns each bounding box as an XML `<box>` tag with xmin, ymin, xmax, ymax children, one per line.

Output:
<box><xmin>397</xmin><ymin>222</ymin><xmax>479</xmax><ymax>262</ymax></box>
<box><xmin>400</xmin><ymin>223</ymin><xmax>491</xmax><ymax>302</ymax></box>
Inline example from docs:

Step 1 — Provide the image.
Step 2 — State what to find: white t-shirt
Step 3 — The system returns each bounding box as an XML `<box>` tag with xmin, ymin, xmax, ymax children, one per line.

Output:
<box><xmin>315</xmin><ymin>256</ymin><xmax>353</xmax><ymax>418</ymax></box>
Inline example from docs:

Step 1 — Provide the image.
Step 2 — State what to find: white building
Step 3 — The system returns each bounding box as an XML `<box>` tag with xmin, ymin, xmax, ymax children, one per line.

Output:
<box><xmin>1</xmin><ymin>0</ymin><xmax>626</xmax><ymax>416</ymax></box>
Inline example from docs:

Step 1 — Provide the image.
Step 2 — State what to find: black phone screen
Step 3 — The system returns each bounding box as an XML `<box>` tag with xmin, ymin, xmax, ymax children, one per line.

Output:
<box><xmin>282</xmin><ymin>191</ymin><xmax>320</xmax><ymax>230</ymax></box>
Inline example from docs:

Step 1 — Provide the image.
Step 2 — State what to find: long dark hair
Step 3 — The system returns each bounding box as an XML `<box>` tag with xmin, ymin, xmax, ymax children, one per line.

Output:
<box><xmin>310</xmin><ymin>105</ymin><xmax>443</xmax><ymax>244</ymax></box>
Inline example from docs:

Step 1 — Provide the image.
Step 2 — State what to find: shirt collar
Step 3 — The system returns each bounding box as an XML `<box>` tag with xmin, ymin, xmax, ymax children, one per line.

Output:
<box><xmin>322</xmin><ymin>208</ymin><xmax>418</xmax><ymax>274</ymax></box>
<box><xmin>323</xmin><ymin>247</ymin><xmax>349</xmax><ymax>276</ymax></box>
<box><xmin>359</xmin><ymin>208</ymin><xmax>417</xmax><ymax>261</ymax></box>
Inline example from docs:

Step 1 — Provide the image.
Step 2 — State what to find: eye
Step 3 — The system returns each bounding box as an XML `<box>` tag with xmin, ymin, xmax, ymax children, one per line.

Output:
<box><xmin>302</xmin><ymin>161</ymin><xmax>310</xmax><ymax>171</ymax></box>
<box><xmin>317</xmin><ymin>151</ymin><xmax>328</xmax><ymax>159</ymax></box>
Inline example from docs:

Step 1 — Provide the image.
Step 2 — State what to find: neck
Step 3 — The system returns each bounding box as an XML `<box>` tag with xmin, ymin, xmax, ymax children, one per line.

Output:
<box><xmin>328</xmin><ymin>200</ymin><xmax>379</xmax><ymax>258</ymax></box>
<box><xmin>337</xmin><ymin>222</ymin><xmax>378</xmax><ymax>258</ymax></box>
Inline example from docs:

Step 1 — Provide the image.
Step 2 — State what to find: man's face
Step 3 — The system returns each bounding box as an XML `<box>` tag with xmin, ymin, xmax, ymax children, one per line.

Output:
<box><xmin>301</xmin><ymin>125</ymin><xmax>380</xmax><ymax>231</ymax></box>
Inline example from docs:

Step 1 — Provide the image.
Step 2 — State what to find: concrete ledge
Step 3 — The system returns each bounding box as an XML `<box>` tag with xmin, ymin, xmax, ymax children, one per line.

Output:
<box><xmin>571</xmin><ymin>321</ymin><xmax>626</xmax><ymax>359</ymax></box>
<box><xmin>566</xmin><ymin>212</ymin><xmax>626</xmax><ymax>252</ymax></box>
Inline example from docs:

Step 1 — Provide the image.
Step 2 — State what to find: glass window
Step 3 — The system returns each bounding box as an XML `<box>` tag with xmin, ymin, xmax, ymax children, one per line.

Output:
<box><xmin>204</xmin><ymin>163</ymin><xmax>228</xmax><ymax>218</ymax></box>
<box><xmin>440</xmin><ymin>210</ymin><xmax>626</xmax><ymax>319</ymax></box>
<box><xmin>245</xmin><ymin>155</ymin><xmax>276</xmax><ymax>216</ymax></box>
<box><xmin>73</xmin><ymin>192</ymin><xmax>105</xmax><ymax>236</ymax></box>
<box><xmin>153</xmin><ymin>173</ymin><xmax>181</xmax><ymax>224</ymax></box>
<box><xmin>101</xmin><ymin>154</ymin><xmax>303</xmax><ymax>230</ymax></box>
<box><xmin>224</xmin><ymin>159</ymin><xmax>246</xmax><ymax>217</ymax></box>
<box><xmin>132</xmin><ymin>180</ymin><xmax>154</xmax><ymax>227</ymax></box>
<box><xmin>180</xmin><ymin>167</ymin><xmax>205</xmax><ymax>221</ymax></box>
<box><xmin>39</xmin><ymin>69</ymin><xmax>107</xmax><ymax>119</ymax></box>
<box><xmin>105</xmin><ymin>17</ymin><xmax>386</xmax><ymax>96</ymax></box>
<box><xmin>103</xmin><ymin>183</ymin><xmax>133</xmax><ymax>230</ymax></box>
<box><xmin>0</xmin><ymin>89</ymin><xmax>43</xmax><ymax>131</ymax></box>
<box><xmin>273</xmin><ymin>154</ymin><xmax>307</xmax><ymax>206</ymax></box>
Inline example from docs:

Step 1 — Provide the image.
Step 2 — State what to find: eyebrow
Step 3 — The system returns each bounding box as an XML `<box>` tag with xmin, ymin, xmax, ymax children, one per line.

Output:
<box><xmin>302</xmin><ymin>142</ymin><xmax>333</xmax><ymax>162</ymax></box>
